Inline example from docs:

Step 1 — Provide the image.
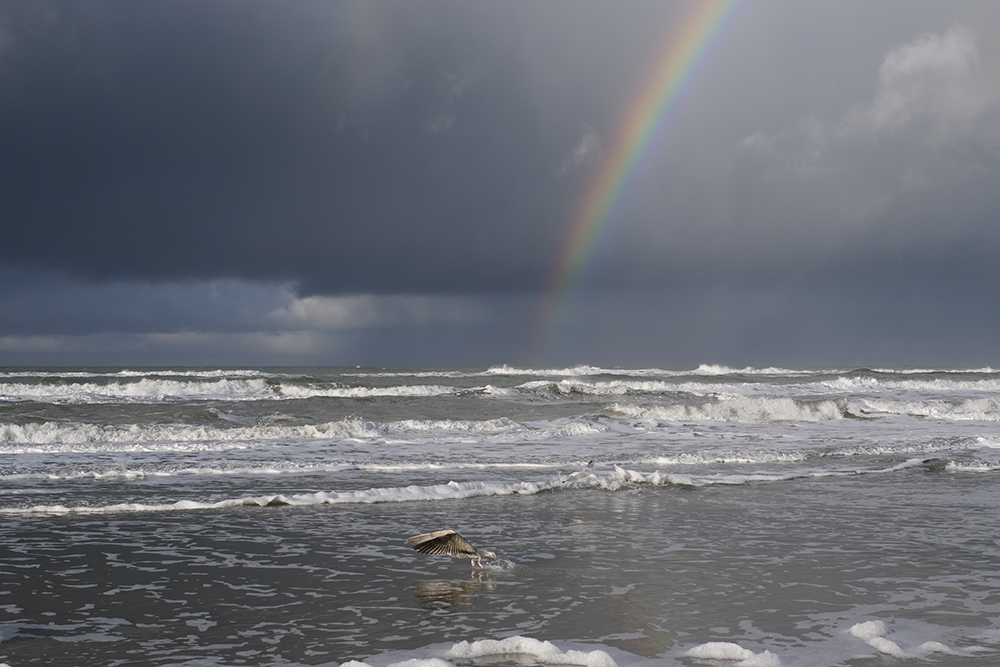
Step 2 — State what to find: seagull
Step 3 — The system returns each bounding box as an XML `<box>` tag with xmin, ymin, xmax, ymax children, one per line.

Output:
<box><xmin>407</xmin><ymin>530</ymin><xmax>497</xmax><ymax>568</ymax></box>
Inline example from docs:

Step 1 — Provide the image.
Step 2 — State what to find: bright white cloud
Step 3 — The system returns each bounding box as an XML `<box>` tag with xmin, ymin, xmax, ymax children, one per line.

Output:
<box><xmin>738</xmin><ymin>24</ymin><xmax>1000</xmax><ymax>229</ymax></box>
<box><xmin>558</xmin><ymin>125</ymin><xmax>602</xmax><ymax>174</ymax></box>
<box><xmin>746</xmin><ymin>25</ymin><xmax>997</xmax><ymax>158</ymax></box>
<box><xmin>268</xmin><ymin>294</ymin><xmax>487</xmax><ymax>330</ymax></box>
<box><xmin>840</xmin><ymin>25</ymin><xmax>992</xmax><ymax>143</ymax></box>
<box><xmin>143</xmin><ymin>331</ymin><xmax>327</xmax><ymax>355</ymax></box>
<box><xmin>0</xmin><ymin>270</ymin><xmax>504</xmax><ymax>365</ymax></box>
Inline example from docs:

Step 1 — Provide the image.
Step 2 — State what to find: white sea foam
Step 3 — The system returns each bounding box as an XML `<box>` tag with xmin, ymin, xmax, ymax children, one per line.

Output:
<box><xmin>486</xmin><ymin>364</ymin><xmax>823</xmax><ymax>378</ymax></box>
<box><xmin>518</xmin><ymin>379</ymin><xmax>687</xmax><ymax>397</ymax></box>
<box><xmin>853</xmin><ymin>397</ymin><xmax>1000</xmax><ymax>420</ymax></box>
<box><xmin>849</xmin><ymin>621</ymin><xmax>909</xmax><ymax>658</ymax></box>
<box><xmin>345</xmin><ymin>636</ymin><xmax>627</xmax><ymax>667</ymax></box>
<box><xmin>2</xmin><ymin>461</ymin><xmax>565</xmax><ymax>483</ymax></box>
<box><xmin>0</xmin><ymin>418</ymin><xmax>384</xmax><ymax>449</ymax></box>
<box><xmin>7</xmin><ymin>367</ymin><xmax>998</xmax><ymax>409</ymax></box>
<box><xmin>481</xmin><ymin>383</ymin><xmax>515</xmax><ymax>397</ymax></box>
<box><xmin>2</xmin><ymin>463</ymin><xmax>358</xmax><ymax>482</ymax></box>
<box><xmin>847</xmin><ymin>620</ymin><xmax>980</xmax><ymax>658</ymax></box>
<box><xmin>824</xmin><ymin>376</ymin><xmax>1000</xmax><ymax>393</ymax></box>
<box><xmin>0</xmin><ymin>415</ymin><xmax>614</xmax><ymax>450</ymax></box>
<box><xmin>14</xmin><ymin>459</ymin><xmax>933</xmax><ymax>514</ymax></box>
<box><xmin>0</xmin><ymin>440</ymin><xmax>256</xmax><ymax>455</ymax></box>
<box><xmin>539</xmin><ymin>420</ymin><xmax>610</xmax><ymax>438</ymax></box>
<box><xmin>649</xmin><ymin>450</ymin><xmax>808</xmax><ymax>466</ymax></box>
<box><xmin>0</xmin><ymin>378</ymin><xmax>280</xmax><ymax>404</ymax></box>
<box><xmin>690</xmin><ymin>364</ymin><xmax>831</xmax><ymax>377</ymax></box>
<box><xmin>347</xmin><ymin>366</ymin><xmax>623</xmax><ymax>379</ymax></box>
<box><xmin>387</xmin><ymin>418</ymin><xmax>522</xmax><ymax>434</ymax></box>
<box><xmin>0</xmin><ymin>369</ymin><xmax>273</xmax><ymax>380</ymax></box>
<box><xmin>829</xmin><ymin>440</ymin><xmax>979</xmax><ymax>458</ymax></box>
<box><xmin>0</xmin><ymin>479</ymin><xmax>556</xmax><ymax>515</ymax></box>
<box><xmin>690</xmin><ymin>364</ymin><xmax>761</xmax><ymax>376</ymax></box>
<box><xmin>610</xmin><ymin>396</ymin><xmax>844</xmax><ymax>423</ymax></box>
<box><xmin>275</xmin><ymin>383</ymin><xmax>461</xmax><ymax>399</ymax></box>
<box><xmin>0</xmin><ymin>378</ymin><xmax>469</xmax><ymax>404</ymax></box>
<box><xmin>447</xmin><ymin>637</ymin><xmax>618</xmax><ymax>667</ymax></box>
<box><xmin>683</xmin><ymin>642</ymin><xmax>781</xmax><ymax>667</ymax></box>
<box><xmin>600</xmin><ymin>459</ymin><xmax>932</xmax><ymax>489</ymax></box>
<box><xmin>486</xmin><ymin>365</ymin><xmax>623</xmax><ymax>377</ymax></box>
<box><xmin>340</xmin><ymin>624</ymin><xmax>994</xmax><ymax>667</ymax></box>
<box><xmin>341</xmin><ymin>370</ymin><xmax>471</xmax><ymax>379</ymax></box>
<box><xmin>342</xmin><ymin>660</ymin><xmax>452</xmax><ymax>667</ymax></box>
<box><xmin>946</xmin><ymin>461</ymin><xmax>1000</xmax><ymax>472</ymax></box>
<box><xmin>345</xmin><ymin>622</ymin><xmax>980</xmax><ymax>667</ymax></box>
<box><xmin>869</xmin><ymin>367</ymin><xmax>998</xmax><ymax>374</ymax></box>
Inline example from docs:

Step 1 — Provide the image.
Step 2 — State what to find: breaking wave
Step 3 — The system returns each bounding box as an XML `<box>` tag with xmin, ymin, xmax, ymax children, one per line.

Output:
<box><xmin>0</xmin><ymin>457</ymin><xmax>970</xmax><ymax>515</ymax></box>
<box><xmin>0</xmin><ymin>416</ymin><xmax>611</xmax><ymax>451</ymax></box>
<box><xmin>0</xmin><ymin>378</ymin><xmax>280</xmax><ymax>404</ymax></box>
<box><xmin>853</xmin><ymin>397</ymin><xmax>1000</xmax><ymax>420</ymax></box>
<box><xmin>0</xmin><ymin>418</ymin><xmax>383</xmax><ymax>449</ymax></box>
<box><xmin>611</xmin><ymin>396</ymin><xmax>845</xmax><ymax>422</ymax></box>
<box><xmin>0</xmin><ymin>479</ymin><xmax>557</xmax><ymax>515</ymax></box>
<box><xmin>0</xmin><ymin>378</ymin><xmax>463</xmax><ymax>404</ymax></box>
<box><xmin>824</xmin><ymin>376</ymin><xmax>1000</xmax><ymax>393</ymax></box>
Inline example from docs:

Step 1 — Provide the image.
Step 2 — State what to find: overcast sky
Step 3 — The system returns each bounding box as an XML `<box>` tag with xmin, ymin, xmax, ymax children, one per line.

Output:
<box><xmin>1</xmin><ymin>0</ymin><xmax>998</xmax><ymax>367</ymax></box>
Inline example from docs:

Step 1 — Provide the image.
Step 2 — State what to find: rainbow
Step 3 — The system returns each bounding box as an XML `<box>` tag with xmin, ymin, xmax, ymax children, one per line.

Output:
<box><xmin>532</xmin><ymin>0</ymin><xmax>742</xmax><ymax>358</ymax></box>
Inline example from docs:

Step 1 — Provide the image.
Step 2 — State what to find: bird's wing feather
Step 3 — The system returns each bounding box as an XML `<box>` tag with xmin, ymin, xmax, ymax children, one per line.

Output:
<box><xmin>407</xmin><ymin>530</ymin><xmax>478</xmax><ymax>557</ymax></box>
<box><xmin>408</xmin><ymin>530</ymin><xmax>455</xmax><ymax>546</ymax></box>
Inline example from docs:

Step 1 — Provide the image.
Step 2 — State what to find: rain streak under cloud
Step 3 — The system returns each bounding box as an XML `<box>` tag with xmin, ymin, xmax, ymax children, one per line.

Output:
<box><xmin>0</xmin><ymin>0</ymin><xmax>998</xmax><ymax>367</ymax></box>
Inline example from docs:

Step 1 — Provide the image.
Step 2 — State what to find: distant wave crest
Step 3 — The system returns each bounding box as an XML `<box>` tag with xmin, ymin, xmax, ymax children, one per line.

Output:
<box><xmin>611</xmin><ymin>396</ymin><xmax>846</xmax><ymax>423</ymax></box>
<box><xmin>0</xmin><ymin>479</ymin><xmax>555</xmax><ymax>515</ymax></box>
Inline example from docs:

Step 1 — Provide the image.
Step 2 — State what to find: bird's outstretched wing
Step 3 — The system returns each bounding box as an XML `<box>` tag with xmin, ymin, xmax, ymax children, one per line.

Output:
<box><xmin>407</xmin><ymin>530</ymin><xmax>478</xmax><ymax>557</ymax></box>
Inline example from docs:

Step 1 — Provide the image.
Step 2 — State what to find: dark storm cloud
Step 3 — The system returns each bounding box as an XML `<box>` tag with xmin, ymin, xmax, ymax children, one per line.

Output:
<box><xmin>4</xmin><ymin>0</ymin><xmax>998</xmax><ymax>298</ymax></box>
<box><xmin>0</xmin><ymin>0</ymin><xmax>661</xmax><ymax>294</ymax></box>
<box><xmin>0</xmin><ymin>267</ymin><xmax>526</xmax><ymax>365</ymax></box>
<box><xmin>0</xmin><ymin>267</ymin><xmax>286</xmax><ymax>336</ymax></box>
<box><xmin>2</xmin><ymin>1</ymin><xmax>1000</xmax><ymax>366</ymax></box>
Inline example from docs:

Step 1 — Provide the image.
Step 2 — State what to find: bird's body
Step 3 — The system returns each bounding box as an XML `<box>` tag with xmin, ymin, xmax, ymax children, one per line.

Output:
<box><xmin>407</xmin><ymin>530</ymin><xmax>496</xmax><ymax>567</ymax></box>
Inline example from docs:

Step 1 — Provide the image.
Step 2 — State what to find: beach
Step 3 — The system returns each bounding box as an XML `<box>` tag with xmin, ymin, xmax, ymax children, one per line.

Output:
<box><xmin>2</xmin><ymin>365</ymin><xmax>1000</xmax><ymax>666</ymax></box>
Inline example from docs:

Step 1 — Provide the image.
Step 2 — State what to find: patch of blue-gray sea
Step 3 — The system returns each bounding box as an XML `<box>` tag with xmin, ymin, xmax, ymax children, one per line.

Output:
<box><xmin>2</xmin><ymin>365</ymin><xmax>1000</xmax><ymax>666</ymax></box>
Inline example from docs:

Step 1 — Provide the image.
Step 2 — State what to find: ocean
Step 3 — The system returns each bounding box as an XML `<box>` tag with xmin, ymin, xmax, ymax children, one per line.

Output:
<box><xmin>2</xmin><ymin>365</ymin><xmax>1000</xmax><ymax>667</ymax></box>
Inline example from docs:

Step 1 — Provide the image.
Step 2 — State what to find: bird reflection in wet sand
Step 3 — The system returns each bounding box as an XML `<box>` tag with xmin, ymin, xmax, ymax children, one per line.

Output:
<box><xmin>412</xmin><ymin>577</ymin><xmax>495</xmax><ymax>610</ymax></box>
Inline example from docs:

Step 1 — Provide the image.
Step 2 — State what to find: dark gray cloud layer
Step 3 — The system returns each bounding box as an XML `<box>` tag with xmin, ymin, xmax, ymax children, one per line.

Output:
<box><xmin>1</xmin><ymin>1</ymin><xmax>999</xmax><ymax>365</ymax></box>
<box><xmin>1</xmin><ymin>1</ymin><xmax>624</xmax><ymax>292</ymax></box>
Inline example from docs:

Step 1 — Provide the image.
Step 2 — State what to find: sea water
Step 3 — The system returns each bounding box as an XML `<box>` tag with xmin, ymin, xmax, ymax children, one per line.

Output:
<box><xmin>1</xmin><ymin>365</ymin><xmax>1000</xmax><ymax>666</ymax></box>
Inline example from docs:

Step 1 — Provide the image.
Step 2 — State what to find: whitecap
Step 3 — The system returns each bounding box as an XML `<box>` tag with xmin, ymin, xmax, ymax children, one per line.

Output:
<box><xmin>447</xmin><ymin>636</ymin><xmax>618</xmax><ymax>667</ymax></box>
<box><xmin>0</xmin><ymin>479</ymin><xmax>557</xmax><ymax>515</ymax></box>
<box><xmin>684</xmin><ymin>642</ymin><xmax>781</xmax><ymax>666</ymax></box>
<box><xmin>275</xmin><ymin>383</ymin><xmax>460</xmax><ymax>399</ymax></box>
<box><xmin>847</xmin><ymin>619</ymin><xmax>983</xmax><ymax>659</ymax></box>
<box><xmin>610</xmin><ymin>396</ymin><xmax>844</xmax><ymax>423</ymax></box>
<box><xmin>0</xmin><ymin>377</ymin><xmax>279</xmax><ymax>404</ymax></box>
<box><xmin>0</xmin><ymin>418</ymin><xmax>384</xmax><ymax>448</ymax></box>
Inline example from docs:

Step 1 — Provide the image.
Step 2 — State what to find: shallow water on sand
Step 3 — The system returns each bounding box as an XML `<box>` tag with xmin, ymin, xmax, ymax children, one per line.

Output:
<box><xmin>4</xmin><ymin>470</ymin><xmax>1000</xmax><ymax>666</ymax></box>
